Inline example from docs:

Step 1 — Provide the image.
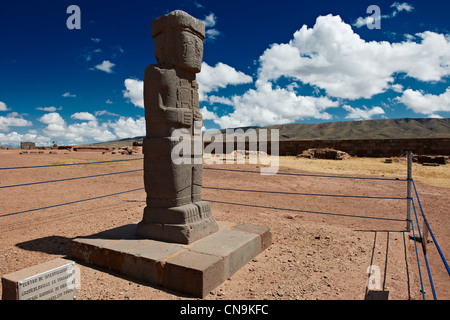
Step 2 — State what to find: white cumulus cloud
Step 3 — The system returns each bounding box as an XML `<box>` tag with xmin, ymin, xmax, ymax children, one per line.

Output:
<box><xmin>0</xmin><ymin>131</ymin><xmax>51</xmax><ymax>147</ymax></box>
<box><xmin>39</xmin><ymin>112</ymin><xmax>65</xmax><ymax>125</ymax></box>
<box><xmin>397</xmin><ymin>87</ymin><xmax>450</xmax><ymax>115</ymax></box>
<box><xmin>343</xmin><ymin>105</ymin><xmax>386</xmax><ymax>120</ymax></box>
<box><xmin>95</xmin><ymin>109</ymin><xmax>120</xmax><ymax>117</ymax></box>
<box><xmin>353</xmin><ymin>2</ymin><xmax>414</xmax><ymax>28</ymax></box>
<box><xmin>0</xmin><ymin>101</ymin><xmax>9</xmax><ymax>111</ymax></box>
<box><xmin>36</xmin><ymin>106</ymin><xmax>62</xmax><ymax>112</ymax></box>
<box><xmin>0</xmin><ymin>115</ymin><xmax>32</xmax><ymax>132</ymax></box>
<box><xmin>206</xmin><ymin>29</ymin><xmax>221</xmax><ymax>41</ymax></box>
<box><xmin>123</xmin><ymin>79</ymin><xmax>144</xmax><ymax>108</ymax></box>
<box><xmin>39</xmin><ymin>112</ymin><xmax>116</xmax><ymax>144</ymax></box>
<box><xmin>66</xmin><ymin>121</ymin><xmax>116</xmax><ymax>143</ymax></box>
<box><xmin>353</xmin><ymin>15</ymin><xmax>379</xmax><ymax>29</ymax></box>
<box><xmin>95</xmin><ymin>60</ymin><xmax>115</xmax><ymax>73</ymax></box>
<box><xmin>197</xmin><ymin>62</ymin><xmax>253</xmax><ymax>101</ymax></box>
<box><xmin>71</xmin><ymin>112</ymin><xmax>97</xmax><ymax>121</ymax></box>
<box><xmin>212</xmin><ymin>82</ymin><xmax>339</xmax><ymax>128</ymax></box>
<box><xmin>108</xmin><ymin>116</ymin><xmax>145</xmax><ymax>139</ymax></box>
<box><xmin>200</xmin><ymin>13</ymin><xmax>220</xmax><ymax>41</ymax></box>
<box><xmin>257</xmin><ymin>14</ymin><xmax>450</xmax><ymax>100</ymax></box>
<box><xmin>201</xmin><ymin>13</ymin><xmax>217</xmax><ymax>27</ymax></box>
<box><xmin>199</xmin><ymin>106</ymin><xmax>218</xmax><ymax>121</ymax></box>
<box><xmin>391</xmin><ymin>2</ymin><xmax>414</xmax><ymax>13</ymax></box>
<box><xmin>207</xmin><ymin>95</ymin><xmax>234</xmax><ymax>106</ymax></box>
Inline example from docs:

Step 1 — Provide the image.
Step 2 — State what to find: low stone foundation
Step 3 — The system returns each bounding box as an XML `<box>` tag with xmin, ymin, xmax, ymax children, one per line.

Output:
<box><xmin>71</xmin><ymin>221</ymin><xmax>271</xmax><ymax>298</ymax></box>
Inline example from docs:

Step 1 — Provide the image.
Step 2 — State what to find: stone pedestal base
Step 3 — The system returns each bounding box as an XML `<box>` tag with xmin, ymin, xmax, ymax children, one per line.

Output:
<box><xmin>136</xmin><ymin>201</ymin><xmax>219</xmax><ymax>244</ymax></box>
<box><xmin>71</xmin><ymin>221</ymin><xmax>271</xmax><ymax>298</ymax></box>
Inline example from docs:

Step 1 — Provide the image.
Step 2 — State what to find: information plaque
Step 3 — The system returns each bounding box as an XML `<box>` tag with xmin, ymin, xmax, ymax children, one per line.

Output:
<box><xmin>17</xmin><ymin>261</ymin><xmax>76</xmax><ymax>300</ymax></box>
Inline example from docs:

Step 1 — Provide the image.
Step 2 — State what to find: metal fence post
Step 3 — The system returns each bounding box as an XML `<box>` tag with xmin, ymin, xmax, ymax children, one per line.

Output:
<box><xmin>422</xmin><ymin>221</ymin><xmax>429</xmax><ymax>254</ymax></box>
<box><xmin>407</xmin><ymin>151</ymin><xmax>412</xmax><ymax>232</ymax></box>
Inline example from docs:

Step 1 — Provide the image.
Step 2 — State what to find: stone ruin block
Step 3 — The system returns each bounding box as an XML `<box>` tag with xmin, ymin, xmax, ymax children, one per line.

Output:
<box><xmin>417</xmin><ymin>155</ymin><xmax>447</xmax><ymax>165</ymax></box>
<box><xmin>297</xmin><ymin>148</ymin><xmax>350</xmax><ymax>160</ymax></box>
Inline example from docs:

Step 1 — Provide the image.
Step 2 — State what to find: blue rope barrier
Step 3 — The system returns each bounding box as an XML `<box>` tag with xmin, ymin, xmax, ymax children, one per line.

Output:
<box><xmin>0</xmin><ymin>188</ymin><xmax>145</xmax><ymax>218</ymax></box>
<box><xmin>1</xmin><ymin>153</ymin><xmax>444</xmax><ymax>302</ymax></box>
<box><xmin>412</xmin><ymin>197</ymin><xmax>437</xmax><ymax>300</ymax></box>
<box><xmin>412</xmin><ymin>179</ymin><xmax>450</xmax><ymax>278</ymax></box>
<box><xmin>204</xmin><ymin>167</ymin><xmax>407</xmax><ymax>181</ymax></box>
<box><xmin>203</xmin><ymin>186</ymin><xmax>406</xmax><ymax>200</ymax></box>
<box><xmin>0</xmin><ymin>158</ymin><xmax>144</xmax><ymax>170</ymax></box>
<box><xmin>410</xmin><ymin>203</ymin><xmax>426</xmax><ymax>300</ymax></box>
<box><xmin>205</xmin><ymin>199</ymin><xmax>408</xmax><ymax>222</ymax></box>
<box><xmin>1</xmin><ymin>158</ymin><xmax>405</xmax><ymax>181</ymax></box>
<box><xmin>0</xmin><ymin>169</ymin><xmax>143</xmax><ymax>189</ymax></box>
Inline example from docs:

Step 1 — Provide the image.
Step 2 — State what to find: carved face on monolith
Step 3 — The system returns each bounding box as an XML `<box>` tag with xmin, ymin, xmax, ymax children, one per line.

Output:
<box><xmin>174</xmin><ymin>29</ymin><xmax>203</xmax><ymax>72</ymax></box>
<box><xmin>151</xmin><ymin>10</ymin><xmax>204</xmax><ymax>73</ymax></box>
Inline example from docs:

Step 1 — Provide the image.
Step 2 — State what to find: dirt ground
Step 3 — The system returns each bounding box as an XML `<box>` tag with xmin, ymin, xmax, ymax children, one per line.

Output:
<box><xmin>0</xmin><ymin>149</ymin><xmax>448</xmax><ymax>300</ymax></box>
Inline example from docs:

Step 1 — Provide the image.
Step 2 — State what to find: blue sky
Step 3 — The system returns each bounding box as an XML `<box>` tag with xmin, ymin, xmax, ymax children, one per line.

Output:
<box><xmin>0</xmin><ymin>0</ymin><xmax>449</xmax><ymax>146</ymax></box>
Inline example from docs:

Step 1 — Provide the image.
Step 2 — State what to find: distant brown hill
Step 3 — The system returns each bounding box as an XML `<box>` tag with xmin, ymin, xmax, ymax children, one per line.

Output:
<box><xmin>86</xmin><ymin>118</ymin><xmax>450</xmax><ymax>147</ymax></box>
<box><xmin>265</xmin><ymin>118</ymin><xmax>450</xmax><ymax>140</ymax></box>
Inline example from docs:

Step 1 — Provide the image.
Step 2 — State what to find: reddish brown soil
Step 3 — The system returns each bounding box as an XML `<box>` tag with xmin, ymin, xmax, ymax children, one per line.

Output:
<box><xmin>0</xmin><ymin>150</ymin><xmax>448</xmax><ymax>300</ymax></box>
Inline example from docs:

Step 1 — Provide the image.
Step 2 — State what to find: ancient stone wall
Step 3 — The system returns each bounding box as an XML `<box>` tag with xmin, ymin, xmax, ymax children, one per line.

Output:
<box><xmin>277</xmin><ymin>138</ymin><xmax>450</xmax><ymax>157</ymax></box>
<box><xmin>204</xmin><ymin>138</ymin><xmax>450</xmax><ymax>157</ymax></box>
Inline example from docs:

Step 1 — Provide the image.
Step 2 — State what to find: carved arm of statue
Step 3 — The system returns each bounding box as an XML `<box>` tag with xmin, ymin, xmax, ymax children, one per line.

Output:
<box><xmin>164</xmin><ymin>107</ymin><xmax>193</xmax><ymax>127</ymax></box>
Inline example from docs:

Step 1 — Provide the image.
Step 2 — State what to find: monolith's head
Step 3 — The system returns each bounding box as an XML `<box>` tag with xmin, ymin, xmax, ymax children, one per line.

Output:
<box><xmin>151</xmin><ymin>10</ymin><xmax>205</xmax><ymax>73</ymax></box>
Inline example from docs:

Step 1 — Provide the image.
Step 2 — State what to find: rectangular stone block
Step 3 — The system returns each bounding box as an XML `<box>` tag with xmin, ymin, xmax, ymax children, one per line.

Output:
<box><xmin>232</xmin><ymin>224</ymin><xmax>272</xmax><ymax>251</ymax></box>
<box><xmin>163</xmin><ymin>251</ymin><xmax>224</xmax><ymax>298</ymax></box>
<box><xmin>71</xmin><ymin>236</ymin><xmax>184</xmax><ymax>284</ymax></box>
<box><xmin>2</xmin><ymin>258</ymin><xmax>76</xmax><ymax>300</ymax></box>
<box><xmin>123</xmin><ymin>240</ymin><xmax>184</xmax><ymax>284</ymax></box>
<box><xmin>73</xmin><ymin>239</ymin><xmax>125</xmax><ymax>273</ymax></box>
<box><xmin>190</xmin><ymin>228</ymin><xmax>261</xmax><ymax>280</ymax></box>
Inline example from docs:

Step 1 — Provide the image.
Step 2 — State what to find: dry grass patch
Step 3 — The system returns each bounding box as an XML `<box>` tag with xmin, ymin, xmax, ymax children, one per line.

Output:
<box><xmin>278</xmin><ymin>156</ymin><xmax>450</xmax><ymax>189</ymax></box>
<box><xmin>203</xmin><ymin>153</ymin><xmax>450</xmax><ymax>189</ymax></box>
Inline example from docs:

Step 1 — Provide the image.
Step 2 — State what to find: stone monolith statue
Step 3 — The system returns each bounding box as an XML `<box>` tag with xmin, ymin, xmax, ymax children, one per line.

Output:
<box><xmin>136</xmin><ymin>10</ymin><xmax>219</xmax><ymax>244</ymax></box>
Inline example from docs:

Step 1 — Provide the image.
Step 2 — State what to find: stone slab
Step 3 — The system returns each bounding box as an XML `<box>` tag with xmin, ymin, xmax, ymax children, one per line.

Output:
<box><xmin>232</xmin><ymin>224</ymin><xmax>273</xmax><ymax>251</ymax></box>
<box><xmin>70</xmin><ymin>221</ymin><xmax>271</xmax><ymax>298</ymax></box>
<box><xmin>163</xmin><ymin>251</ymin><xmax>224</xmax><ymax>298</ymax></box>
<box><xmin>2</xmin><ymin>258</ymin><xmax>76</xmax><ymax>300</ymax></box>
<box><xmin>190</xmin><ymin>228</ymin><xmax>261</xmax><ymax>280</ymax></box>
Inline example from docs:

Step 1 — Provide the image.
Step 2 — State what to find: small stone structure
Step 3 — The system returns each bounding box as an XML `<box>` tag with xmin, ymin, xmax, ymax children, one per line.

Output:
<box><xmin>20</xmin><ymin>142</ymin><xmax>35</xmax><ymax>150</ymax></box>
<box><xmin>417</xmin><ymin>155</ymin><xmax>448</xmax><ymax>165</ymax></box>
<box><xmin>72</xmin><ymin>147</ymin><xmax>110</xmax><ymax>152</ymax></box>
<box><xmin>109</xmin><ymin>146</ymin><xmax>142</xmax><ymax>155</ymax></box>
<box><xmin>136</xmin><ymin>10</ymin><xmax>219</xmax><ymax>244</ymax></box>
<box><xmin>297</xmin><ymin>148</ymin><xmax>350</xmax><ymax>160</ymax></box>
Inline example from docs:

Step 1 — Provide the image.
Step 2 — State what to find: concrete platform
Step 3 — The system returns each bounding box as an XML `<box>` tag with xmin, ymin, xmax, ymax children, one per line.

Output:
<box><xmin>71</xmin><ymin>221</ymin><xmax>271</xmax><ymax>298</ymax></box>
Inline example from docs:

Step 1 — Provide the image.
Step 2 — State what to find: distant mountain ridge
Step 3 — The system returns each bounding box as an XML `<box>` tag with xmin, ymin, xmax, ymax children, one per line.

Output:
<box><xmin>86</xmin><ymin>118</ymin><xmax>450</xmax><ymax>147</ymax></box>
<box><xmin>263</xmin><ymin>118</ymin><xmax>450</xmax><ymax>140</ymax></box>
